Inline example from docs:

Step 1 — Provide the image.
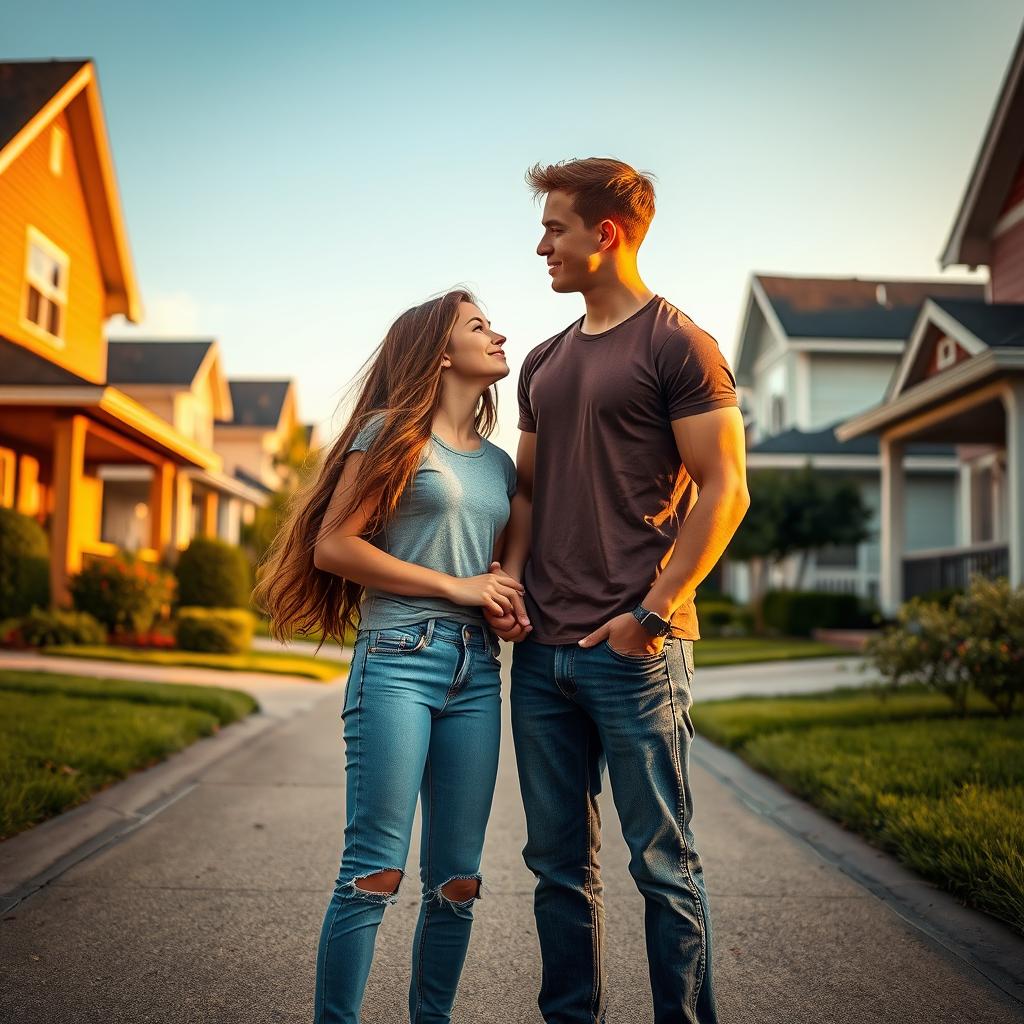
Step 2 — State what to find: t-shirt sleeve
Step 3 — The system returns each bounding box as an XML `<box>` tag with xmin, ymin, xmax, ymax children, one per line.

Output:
<box><xmin>502</xmin><ymin>450</ymin><xmax>518</xmax><ymax>500</ymax></box>
<box><xmin>347</xmin><ymin>412</ymin><xmax>385</xmax><ymax>453</ymax></box>
<box><xmin>656</xmin><ymin>326</ymin><xmax>739</xmax><ymax>420</ymax></box>
<box><xmin>517</xmin><ymin>353</ymin><xmax>537</xmax><ymax>433</ymax></box>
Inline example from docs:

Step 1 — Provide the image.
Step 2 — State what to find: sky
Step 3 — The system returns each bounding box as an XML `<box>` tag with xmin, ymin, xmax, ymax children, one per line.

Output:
<box><xmin>4</xmin><ymin>0</ymin><xmax>1022</xmax><ymax>452</ymax></box>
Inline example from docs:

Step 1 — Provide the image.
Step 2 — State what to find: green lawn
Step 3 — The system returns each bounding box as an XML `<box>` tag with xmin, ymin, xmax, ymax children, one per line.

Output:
<box><xmin>694</xmin><ymin>636</ymin><xmax>848</xmax><ymax>667</ymax></box>
<box><xmin>693</xmin><ymin>688</ymin><xmax>1024</xmax><ymax>934</ymax></box>
<box><xmin>39</xmin><ymin>644</ymin><xmax>347</xmax><ymax>681</ymax></box>
<box><xmin>0</xmin><ymin>670</ymin><xmax>257</xmax><ymax>839</ymax></box>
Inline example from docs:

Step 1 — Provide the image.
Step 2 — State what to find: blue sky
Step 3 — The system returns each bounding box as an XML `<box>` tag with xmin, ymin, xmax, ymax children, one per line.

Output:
<box><xmin>4</xmin><ymin>1</ymin><xmax>1022</xmax><ymax>450</ymax></box>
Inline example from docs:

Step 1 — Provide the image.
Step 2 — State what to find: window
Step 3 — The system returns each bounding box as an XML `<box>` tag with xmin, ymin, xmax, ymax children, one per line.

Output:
<box><xmin>816</xmin><ymin>543</ymin><xmax>859</xmax><ymax>569</ymax></box>
<box><xmin>22</xmin><ymin>227</ymin><xmax>68</xmax><ymax>344</ymax></box>
<box><xmin>770</xmin><ymin>394</ymin><xmax>786</xmax><ymax>434</ymax></box>
<box><xmin>936</xmin><ymin>336</ymin><xmax>957</xmax><ymax>371</ymax></box>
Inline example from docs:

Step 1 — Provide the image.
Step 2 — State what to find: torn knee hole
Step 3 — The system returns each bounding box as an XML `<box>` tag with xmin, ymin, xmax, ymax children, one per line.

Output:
<box><xmin>440</xmin><ymin>877</ymin><xmax>481</xmax><ymax>903</ymax></box>
<box><xmin>353</xmin><ymin>868</ymin><xmax>403</xmax><ymax>895</ymax></box>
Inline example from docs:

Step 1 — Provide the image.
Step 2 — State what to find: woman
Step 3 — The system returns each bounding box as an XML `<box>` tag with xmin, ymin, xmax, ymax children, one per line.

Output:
<box><xmin>255</xmin><ymin>289</ymin><xmax>527</xmax><ymax>1024</ymax></box>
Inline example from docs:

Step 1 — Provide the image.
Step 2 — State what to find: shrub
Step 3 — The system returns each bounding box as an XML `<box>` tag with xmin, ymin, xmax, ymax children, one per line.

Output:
<box><xmin>867</xmin><ymin>576</ymin><xmax>1024</xmax><ymax>716</ymax></box>
<box><xmin>0</xmin><ymin>507</ymin><xmax>50</xmax><ymax>618</ymax></box>
<box><xmin>175</xmin><ymin>538</ymin><xmax>251</xmax><ymax>609</ymax></box>
<box><xmin>70</xmin><ymin>555</ymin><xmax>175</xmax><ymax>634</ymax></box>
<box><xmin>697</xmin><ymin>600</ymin><xmax>753</xmax><ymax>637</ymax></box>
<box><xmin>18</xmin><ymin>607</ymin><xmax>106</xmax><ymax>647</ymax></box>
<box><xmin>762</xmin><ymin>590</ymin><xmax>870</xmax><ymax>636</ymax></box>
<box><xmin>175</xmin><ymin>607</ymin><xmax>254</xmax><ymax>654</ymax></box>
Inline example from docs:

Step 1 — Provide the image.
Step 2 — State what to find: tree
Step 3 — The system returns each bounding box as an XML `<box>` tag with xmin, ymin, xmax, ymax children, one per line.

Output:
<box><xmin>728</xmin><ymin>464</ymin><xmax>872</xmax><ymax>629</ymax></box>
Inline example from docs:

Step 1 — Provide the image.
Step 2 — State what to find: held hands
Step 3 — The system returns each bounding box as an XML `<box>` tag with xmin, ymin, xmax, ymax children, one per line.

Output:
<box><xmin>578</xmin><ymin>612</ymin><xmax>664</xmax><ymax>656</ymax></box>
<box><xmin>448</xmin><ymin>563</ymin><xmax>530</xmax><ymax>627</ymax></box>
<box><xmin>480</xmin><ymin>561</ymin><xmax>532</xmax><ymax>642</ymax></box>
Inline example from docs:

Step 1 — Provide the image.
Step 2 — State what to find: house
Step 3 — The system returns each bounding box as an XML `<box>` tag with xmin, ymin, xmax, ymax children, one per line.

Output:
<box><xmin>837</xmin><ymin>29</ymin><xmax>1024</xmax><ymax>612</ymax></box>
<box><xmin>0</xmin><ymin>59</ymin><xmax>225</xmax><ymax>602</ymax></box>
<box><xmin>214</xmin><ymin>379</ymin><xmax>304</xmax><ymax>495</ymax></box>
<box><xmin>0</xmin><ymin>59</ymin><xmax>283</xmax><ymax>607</ymax></box>
<box><xmin>727</xmin><ymin>273</ymin><xmax>983</xmax><ymax>602</ymax></box>
<box><xmin>103</xmin><ymin>339</ymin><xmax>268</xmax><ymax>547</ymax></box>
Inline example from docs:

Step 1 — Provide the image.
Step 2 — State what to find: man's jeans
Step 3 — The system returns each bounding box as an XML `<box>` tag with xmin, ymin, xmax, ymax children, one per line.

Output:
<box><xmin>314</xmin><ymin>619</ymin><xmax>502</xmax><ymax>1024</ymax></box>
<box><xmin>511</xmin><ymin>635</ymin><xmax>717</xmax><ymax>1024</ymax></box>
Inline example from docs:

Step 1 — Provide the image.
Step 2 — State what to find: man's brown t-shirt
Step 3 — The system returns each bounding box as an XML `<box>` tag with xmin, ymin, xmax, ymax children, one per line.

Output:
<box><xmin>517</xmin><ymin>296</ymin><xmax>738</xmax><ymax>645</ymax></box>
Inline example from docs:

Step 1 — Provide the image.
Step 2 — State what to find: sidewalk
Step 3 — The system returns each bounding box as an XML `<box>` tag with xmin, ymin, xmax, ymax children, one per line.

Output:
<box><xmin>1</xmin><ymin>653</ymin><xmax>1022</xmax><ymax>1022</ymax></box>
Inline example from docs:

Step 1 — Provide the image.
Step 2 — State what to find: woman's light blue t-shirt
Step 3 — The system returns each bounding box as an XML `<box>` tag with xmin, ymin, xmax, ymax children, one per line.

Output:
<box><xmin>348</xmin><ymin>417</ymin><xmax>517</xmax><ymax>631</ymax></box>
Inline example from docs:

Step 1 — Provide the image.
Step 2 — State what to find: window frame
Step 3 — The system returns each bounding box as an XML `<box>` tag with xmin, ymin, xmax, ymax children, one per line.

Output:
<box><xmin>21</xmin><ymin>225</ymin><xmax>69</xmax><ymax>348</ymax></box>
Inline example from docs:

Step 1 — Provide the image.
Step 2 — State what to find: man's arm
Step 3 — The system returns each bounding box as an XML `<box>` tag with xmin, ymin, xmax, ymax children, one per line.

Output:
<box><xmin>579</xmin><ymin>406</ymin><xmax>749</xmax><ymax>653</ymax></box>
<box><xmin>485</xmin><ymin>431</ymin><xmax>536</xmax><ymax>640</ymax></box>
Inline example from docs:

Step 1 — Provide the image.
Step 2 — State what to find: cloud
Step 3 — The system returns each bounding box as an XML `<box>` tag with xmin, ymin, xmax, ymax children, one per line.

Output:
<box><xmin>110</xmin><ymin>290</ymin><xmax>203</xmax><ymax>337</ymax></box>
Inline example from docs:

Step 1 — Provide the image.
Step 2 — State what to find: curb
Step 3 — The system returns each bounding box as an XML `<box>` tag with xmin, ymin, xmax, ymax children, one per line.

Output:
<box><xmin>692</xmin><ymin>735</ymin><xmax>1024</xmax><ymax>1007</ymax></box>
<box><xmin>0</xmin><ymin>708</ymin><xmax>290</xmax><ymax>913</ymax></box>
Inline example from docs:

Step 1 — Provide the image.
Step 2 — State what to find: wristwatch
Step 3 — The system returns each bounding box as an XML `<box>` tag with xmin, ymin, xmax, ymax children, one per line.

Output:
<box><xmin>631</xmin><ymin>604</ymin><xmax>672</xmax><ymax>638</ymax></box>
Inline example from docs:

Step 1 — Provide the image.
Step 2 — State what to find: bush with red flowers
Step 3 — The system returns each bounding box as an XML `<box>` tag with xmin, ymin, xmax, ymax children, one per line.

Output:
<box><xmin>69</xmin><ymin>555</ymin><xmax>175</xmax><ymax>635</ymax></box>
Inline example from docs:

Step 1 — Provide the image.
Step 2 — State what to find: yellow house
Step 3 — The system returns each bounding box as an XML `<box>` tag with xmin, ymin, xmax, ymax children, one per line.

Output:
<box><xmin>0</xmin><ymin>59</ymin><xmax>222</xmax><ymax>603</ymax></box>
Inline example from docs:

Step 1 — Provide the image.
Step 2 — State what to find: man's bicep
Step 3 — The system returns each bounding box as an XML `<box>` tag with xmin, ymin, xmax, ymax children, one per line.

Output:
<box><xmin>670</xmin><ymin>406</ymin><xmax>746</xmax><ymax>489</ymax></box>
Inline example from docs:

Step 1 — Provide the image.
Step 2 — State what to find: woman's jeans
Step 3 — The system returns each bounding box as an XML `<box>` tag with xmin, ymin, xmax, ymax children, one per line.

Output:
<box><xmin>511</xmin><ymin>635</ymin><xmax>717</xmax><ymax>1024</ymax></box>
<box><xmin>314</xmin><ymin>618</ymin><xmax>502</xmax><ymax>1024</ymax></box>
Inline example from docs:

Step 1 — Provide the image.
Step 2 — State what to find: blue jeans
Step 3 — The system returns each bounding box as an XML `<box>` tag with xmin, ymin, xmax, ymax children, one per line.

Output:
<box><xmin>314</xmin><ymin>618</ymin><xmax>502</xmax><ymax>1024</ymax></box>
<box><xmin>511</xmin><ymin>635</ymin><xmax>717</xmax><ymax>1024</ymax></box>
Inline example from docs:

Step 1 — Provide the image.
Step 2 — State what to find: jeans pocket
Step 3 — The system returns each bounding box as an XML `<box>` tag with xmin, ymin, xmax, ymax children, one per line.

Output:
<box><xmin>602</xmin><ymin>638</ymin><xmax>666</xmax><ymax>665</ymax></box>
<box><xmin>368</xmin><ymin>623</ymin><xmax>428</xmax><ymax>655</ymax></box>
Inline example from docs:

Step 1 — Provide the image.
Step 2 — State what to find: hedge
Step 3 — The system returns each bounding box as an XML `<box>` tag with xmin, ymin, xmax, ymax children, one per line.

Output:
<box><xmin>175</xmin><ymin>538</ymin><xmax>251</xmax><ymax>609</ymax></box>
<box><xmin>175</xmin><ymin>607</ymin><xmax>254</xmax><ymax>654</ymax></box>
<box><xmin>0</xmin><ymin>507</ymin><xmax>50</xmax><ymax>618</ymax></box>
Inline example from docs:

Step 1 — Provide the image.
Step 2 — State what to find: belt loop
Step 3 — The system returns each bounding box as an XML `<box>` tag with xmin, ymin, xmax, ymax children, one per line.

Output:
<box><xmin>424</xmin><ymin>618</ymin><xmax>435</xmax><ymax>647</ymax></box>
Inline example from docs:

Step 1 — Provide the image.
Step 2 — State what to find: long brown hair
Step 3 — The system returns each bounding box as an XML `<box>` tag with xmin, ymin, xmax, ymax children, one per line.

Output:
<box><xmin>253</xmin><ymin>289</ymin><xmax>496</xmax><ymax>645</ymax></box>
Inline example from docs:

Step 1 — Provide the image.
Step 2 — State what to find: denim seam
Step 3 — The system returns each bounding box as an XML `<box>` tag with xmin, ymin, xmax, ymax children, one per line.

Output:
<box><xmin>315</xmin><ymin>896</ymin><xmax>343</xmax><ymax>1024</ymax></box>
<box><xmin>413</xmin><ymin>754</ymin><xmax>434</xmax><ymax>1023</ymax></box>
<box><xmin>345</xmin><ymin>639</ymin><xmax>370</xmax><ymax>867</ymax></box>
<box><xmin>666</xmin><ymin>650</ymin><xmax>707</xmax><ymax>1014</ymax></box>
<box><xmin>439</xmin><ymin>630</ymin><xmax>472</xmax><ymax>712</ymax></box>
<box><xmin>367</xmin><ymin>633</ymin><xmax>428</xmax><ymax>655</ymax></box>
<box><xmin>583</xmin><ymin>725</ymin><xmax>601</xmax><ymax>1016</ymax></box>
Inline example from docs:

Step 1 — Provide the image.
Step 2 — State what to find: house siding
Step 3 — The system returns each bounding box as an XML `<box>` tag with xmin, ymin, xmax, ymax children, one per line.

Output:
<box><xmin>0</xmin><ymin>109</ymin><xmax>106</xmax><ymax>382</ymax></box>
<box><xmin>807</xmin><ymin>352</ymin><xmax>900</xmax><ymax>429</ymax></box>
<box><xmin>991</xmin><ymin>216</ymin><xmax>1024</xmax><ymax>302</ymax></box>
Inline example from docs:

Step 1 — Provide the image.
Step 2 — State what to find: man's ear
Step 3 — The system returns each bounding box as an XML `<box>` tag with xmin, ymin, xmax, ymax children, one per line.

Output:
<box><xmin>597</xmin><ymin>218</ymin><xmax>619</xmax><ymax>253</ymax></box>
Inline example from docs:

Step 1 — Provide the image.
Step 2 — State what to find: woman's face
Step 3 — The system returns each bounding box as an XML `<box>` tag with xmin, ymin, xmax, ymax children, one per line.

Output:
<box><xmin>442</xmin><ymin>302</ymin><xmax>509</xmax><ymax>384</ymax></box>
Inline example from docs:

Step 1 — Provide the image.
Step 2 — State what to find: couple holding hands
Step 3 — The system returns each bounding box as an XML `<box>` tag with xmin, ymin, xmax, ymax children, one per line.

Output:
<box><xmin>257</xmin><ymin>156</ymin><xmax>749</xmax><ymax>1024</ymax></box>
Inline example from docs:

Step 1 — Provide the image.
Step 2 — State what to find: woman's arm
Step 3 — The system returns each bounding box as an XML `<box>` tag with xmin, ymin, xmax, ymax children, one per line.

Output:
<box><xmin>314</xmin><ymin>451</ymin><xmax>524</xmax><ymax>617</ymax></box>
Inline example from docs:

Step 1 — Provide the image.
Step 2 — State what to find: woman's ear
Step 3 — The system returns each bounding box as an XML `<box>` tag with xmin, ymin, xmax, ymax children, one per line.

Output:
<box><xmin>440</xmin><ymin>351</ymin><xmax>453</xmax><ymax>369</ymax></box>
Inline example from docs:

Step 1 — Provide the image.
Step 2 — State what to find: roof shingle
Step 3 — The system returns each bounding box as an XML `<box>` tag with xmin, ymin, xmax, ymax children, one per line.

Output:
<box><xmin>0</xmin><ymin>60</ymin><xmax>87</xmax><ymax>155</ymax></box>
<box><xmin>106</xmin><ymin>340</ymin><xmax>214</xmax><ymax>385</ymax></box>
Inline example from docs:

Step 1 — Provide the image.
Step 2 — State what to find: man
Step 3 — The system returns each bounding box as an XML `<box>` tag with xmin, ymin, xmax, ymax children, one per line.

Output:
<box><xmin>486</xmin><ymin>157</ymin><xmax>749</xmax><ymax>1024</ymax></box>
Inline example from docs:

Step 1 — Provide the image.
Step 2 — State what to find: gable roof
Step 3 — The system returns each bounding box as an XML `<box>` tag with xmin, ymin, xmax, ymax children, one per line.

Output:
<box><xmin>219</xmin><ymin>380</ymin><xmax>292</xmax><ymax>428</ymax></box>
<box><xmin>887</xmin><ymin>298</ymin><xmax>1024</xmax><ymax>400</ymax></box>
<box><xmin>106</xmin><ymin>340</ymin><xmax>215</xmax><ymax>385</ymax></box>
<box><xmin>0</xmin><ymin>60</ymin><xmax>141</xmax><ymax>322</ymax></box>
<box><xmin>754</xmin><ymin>275</ymin><xmax>986</xmax><ymax>340</ymax></box>
<box><xmin>0</xmin><ymin>335</ymin><xmax>93</xmax><ymax>386</ymax></box>
<box><xmin>941</xmin><ymin>29</ymin><xmax>1024</xmax><ymax>268</ymax></box>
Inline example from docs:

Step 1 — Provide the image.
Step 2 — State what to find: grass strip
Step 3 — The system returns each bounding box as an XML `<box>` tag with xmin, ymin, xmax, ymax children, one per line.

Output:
<box><xmin>40</xmin><ymin>644</ymin><xmax>346</xmax><ymax>681</ymax></box>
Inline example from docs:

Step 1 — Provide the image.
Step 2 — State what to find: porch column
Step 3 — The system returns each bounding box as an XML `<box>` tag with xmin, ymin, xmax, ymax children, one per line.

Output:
<box><xmin>201</xmin><ymin>490</ymin><xmax>219</xmax><ymax>538</ymax></box>
<box><xmin>51</xmin><ymin>415</ymin><xmax>88</xmax><ymax>606</ymax></box>
<box><xmin>16</xmin><ymin>454</ymin><xmax>41</xmax><ymax>517</ymax></box>
<box><xmin>149</xmin><ymin>461</ymin><xmax>176</xmax><ymax>558</ymax></box>
<box><xmin>880</xmin><ymin>436</ymin><xmax>906</xmax><ymax>614</ymax></box>
<box><xmin>1004</xmin><ymin>381</ymin><xmax>1024</xmax><ymax>587</ymax></box>
<box><xmin>173</xmin><ymin>471</ymin><xmax>193</xmax><ymax>551</ymax></box>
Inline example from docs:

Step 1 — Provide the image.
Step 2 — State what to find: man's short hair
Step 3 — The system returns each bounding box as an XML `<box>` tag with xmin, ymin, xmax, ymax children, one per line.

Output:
<box><xmin>525</xmin><ymin>157</ymin><xmax>656</xmax><ymax>247</ymax></box>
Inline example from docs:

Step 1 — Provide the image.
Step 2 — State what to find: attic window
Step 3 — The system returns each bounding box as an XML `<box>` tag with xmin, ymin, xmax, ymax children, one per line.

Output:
<box><xmin>936</xmin><ymin>336</ymin><xmax>957</xmax><ymax>371</ymax></box>
<box><xmin>22</xmin><ymin>227</ymin><xmax>69</xmax><ymax>345</ymax></box>
<box><xmin>49</xmin><ymin>126</ymin><xmax>66</xmax><ymax>176</ymax></box>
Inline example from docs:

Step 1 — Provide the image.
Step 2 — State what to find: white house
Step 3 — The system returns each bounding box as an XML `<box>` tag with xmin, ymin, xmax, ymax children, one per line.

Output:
<box><xmin>726</xmin><ymin>273</ymin><xmax>984</xmax><ymax>603</ymax></box>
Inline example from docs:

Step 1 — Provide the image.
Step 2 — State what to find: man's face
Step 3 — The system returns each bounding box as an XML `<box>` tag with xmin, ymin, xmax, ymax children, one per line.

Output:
<box><xmin>536</xmin><ymin>190</ymin><xmax>602</xmax><ymax>293</ymax></box>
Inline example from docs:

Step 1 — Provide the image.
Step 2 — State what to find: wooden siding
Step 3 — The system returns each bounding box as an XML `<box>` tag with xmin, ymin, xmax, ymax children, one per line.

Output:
<box><xmin>991</xmin><ymin>216</ymin><xmax>1024</xmax><ymax>302</ymax></box>
<box><xmin>0</xmin><ymin>107</ymin><xmax>107</xmax><ymax>382</ymax></box>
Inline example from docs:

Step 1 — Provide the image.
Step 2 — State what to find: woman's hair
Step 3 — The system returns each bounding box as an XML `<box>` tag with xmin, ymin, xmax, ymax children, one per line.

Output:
<box><xmin>253</xmin><ymin>288</ymin><xmax>496</xmax><ymax>645</ymax></box>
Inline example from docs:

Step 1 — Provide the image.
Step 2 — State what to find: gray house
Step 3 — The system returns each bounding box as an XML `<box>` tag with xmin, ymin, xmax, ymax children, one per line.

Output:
<box><xmin>726</xmin><ymin>274</ymin><xmax>984</xmax><ymax>604</ymax></box>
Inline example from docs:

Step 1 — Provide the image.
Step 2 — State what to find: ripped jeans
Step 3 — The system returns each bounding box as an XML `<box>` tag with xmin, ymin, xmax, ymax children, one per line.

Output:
<box><xmin>314</xmin><ymin>618</ymin><xmax>502</xmax><ymax>1024</ymax></box>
